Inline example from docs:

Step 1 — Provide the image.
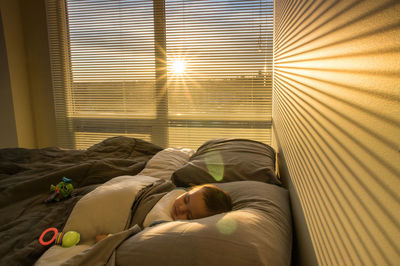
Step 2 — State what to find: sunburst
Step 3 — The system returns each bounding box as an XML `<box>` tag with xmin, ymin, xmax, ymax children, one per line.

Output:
<box><xmin>171</xmin><ymin>60</ymin><xmax>186</xmax><ymax>74</ymax></box>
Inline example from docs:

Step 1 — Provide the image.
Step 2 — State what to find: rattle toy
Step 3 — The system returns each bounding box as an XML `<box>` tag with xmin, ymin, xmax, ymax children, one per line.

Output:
<box><xmin>45</xmin><ymin>177</ymin><xmax>74</xmax><ymax>203</ymax></box>
<box><xmin>39</xmin><ymin>228</ymin><xmax>80</xmax><ymax>248</ymax></box>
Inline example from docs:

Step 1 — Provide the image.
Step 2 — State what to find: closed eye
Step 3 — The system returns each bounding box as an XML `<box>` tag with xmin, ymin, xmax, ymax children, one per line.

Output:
<box><xmin>184</xmin><ymin>194</ymin><xmax>189</xmax><ymax>204</ymax></box>
<box><xmin>184</xmin><ymin>194</ymin><xmax>192</xmax><ymax>219</ymax></box>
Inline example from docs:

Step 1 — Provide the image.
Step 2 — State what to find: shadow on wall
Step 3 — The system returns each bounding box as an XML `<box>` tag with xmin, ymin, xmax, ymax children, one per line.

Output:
<box><xmin>273</xmin><ymin>0</ymin><xmax>400</xmax><ymax>265</ymax></box>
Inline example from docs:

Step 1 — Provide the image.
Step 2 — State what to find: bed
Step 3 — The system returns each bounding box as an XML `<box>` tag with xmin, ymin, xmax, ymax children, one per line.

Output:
<box><xmin>0</xmin><ymin>137</ymin><xmax>292</xmax><ymax>266</ymax></box>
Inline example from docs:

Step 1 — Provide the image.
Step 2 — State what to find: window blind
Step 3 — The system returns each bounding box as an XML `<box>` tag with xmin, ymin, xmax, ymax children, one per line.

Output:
<box><xmin>46</xmin><ymin>0</ymin><xmax>273</xmax><ymax>150</ymax></box>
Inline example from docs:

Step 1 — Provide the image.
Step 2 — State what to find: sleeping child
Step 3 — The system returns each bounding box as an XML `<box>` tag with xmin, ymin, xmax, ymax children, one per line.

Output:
<box><xmin>96</xmin><ymin>184</ymin><xmax>232</xmax><ymax>242</ymax></box>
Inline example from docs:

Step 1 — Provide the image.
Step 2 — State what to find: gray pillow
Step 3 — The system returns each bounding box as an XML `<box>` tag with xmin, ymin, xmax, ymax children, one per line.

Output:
<box><xmin>116</xmin><ymin>181</ymin><xmax>292</xmax><ymax>266</ymax></box>
<box><xmin>171</xmin><ymin>138</ymin><xmax>281</xmax><ymax>187</ymax></box>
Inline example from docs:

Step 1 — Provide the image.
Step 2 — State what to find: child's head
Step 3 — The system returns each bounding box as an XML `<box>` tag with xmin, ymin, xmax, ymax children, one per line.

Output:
<box><xmin>171</xmin><ymin>184</ymin><xmax>232</xmax><ymax>221</ymax></box>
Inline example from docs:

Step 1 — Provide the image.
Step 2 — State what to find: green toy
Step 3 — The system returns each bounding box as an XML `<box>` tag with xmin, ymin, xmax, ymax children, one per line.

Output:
<box><xmin>45</xmin><ymin>177</ymin><xmax>74</xmax><ymax>202</ymax></box>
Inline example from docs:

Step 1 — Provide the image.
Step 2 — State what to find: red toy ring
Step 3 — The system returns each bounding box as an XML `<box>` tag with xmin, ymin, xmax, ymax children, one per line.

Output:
<box><xmin>39</xmin><ymin>227</ymin><xmax>58</xmax><ymax>246</ymax></box>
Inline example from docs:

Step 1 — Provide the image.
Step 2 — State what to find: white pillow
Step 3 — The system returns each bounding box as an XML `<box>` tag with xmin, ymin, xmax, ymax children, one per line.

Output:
<box><xmin>63</xmin><ymin>175</ymin><xmax>158</xmax><ymax>243</ymax></box>
<box><xmin>143</xmin><ymin>189</ymin><xmax>186</xmax><ymax>227</ymax></box>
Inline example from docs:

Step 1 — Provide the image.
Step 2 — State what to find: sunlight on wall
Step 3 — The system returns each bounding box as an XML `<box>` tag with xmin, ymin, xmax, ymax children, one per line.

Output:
<box><xmin>273</xmin><ymin>0</ymin><xmax>400</xmax><ymax>264</ymax></box>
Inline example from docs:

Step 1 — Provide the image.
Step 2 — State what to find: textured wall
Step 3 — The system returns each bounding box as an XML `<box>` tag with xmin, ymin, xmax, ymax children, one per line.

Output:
<box><xmin>273</xmin><ymin>0</ymin><xmax>400</xmax><ymax>265</ymax></box>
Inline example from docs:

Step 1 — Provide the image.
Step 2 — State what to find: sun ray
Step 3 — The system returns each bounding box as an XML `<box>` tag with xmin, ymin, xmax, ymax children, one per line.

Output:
<box><xmin>181</xmin><ymin>75</ymin><xmax>193</xmax><ymax>104</ymax></box>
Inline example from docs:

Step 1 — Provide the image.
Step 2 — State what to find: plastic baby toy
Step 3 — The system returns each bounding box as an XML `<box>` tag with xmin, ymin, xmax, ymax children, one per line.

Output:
<box><xmin>39</xmin><ymin>228</ymin><xmax>80</xmax><ymax>248</ymax></box>
<box><xmin>45</xmin><ymin>177</ymin><xmax>74</xmax><ymax>203</ymax></box>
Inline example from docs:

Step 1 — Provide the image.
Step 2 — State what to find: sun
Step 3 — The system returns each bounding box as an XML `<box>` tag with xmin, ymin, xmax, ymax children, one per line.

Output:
<box><xmin>171</xmin><ymin>60</ymin><xmax>186</xmax><ymax>74</ymax></box>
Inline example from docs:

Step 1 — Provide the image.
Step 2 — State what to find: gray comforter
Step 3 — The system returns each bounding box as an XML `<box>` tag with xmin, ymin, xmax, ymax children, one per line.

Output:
<box><xmin>0</xmin><ymin>137</ymin><xmax>162</xmax><ymax>266</ymax></box>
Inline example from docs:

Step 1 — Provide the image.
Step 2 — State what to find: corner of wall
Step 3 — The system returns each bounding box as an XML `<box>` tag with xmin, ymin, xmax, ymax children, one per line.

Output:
<box><xmin>272</xmin><ymin>124</ymin><xmax>319</xmax><ymax>266</ymax></box>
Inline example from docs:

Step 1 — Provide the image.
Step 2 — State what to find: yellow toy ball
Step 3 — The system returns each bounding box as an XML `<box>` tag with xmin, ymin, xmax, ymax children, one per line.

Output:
<box><xmin>61</xmin><ymin>231</ymin><xmax>80</xmax><ymax>248</ymax></box>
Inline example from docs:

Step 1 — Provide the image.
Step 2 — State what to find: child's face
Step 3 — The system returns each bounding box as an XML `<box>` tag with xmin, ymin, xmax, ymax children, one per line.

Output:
<box><xmin>171</xmin><ymin>187</ymin><xmax>211</xmax><ymax>220</ymax></box>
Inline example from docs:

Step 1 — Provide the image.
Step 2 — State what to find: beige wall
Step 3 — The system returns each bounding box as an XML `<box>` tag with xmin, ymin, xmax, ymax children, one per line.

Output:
<box><xmin>0</xmin><ymin>10</ymin><xmax>18</xmax><ymax>148</ymax></box>
<box><xmin>0</xmin><ymin>0</ymin><xmax>36</xmax><ymax>148</ymax></box>
<box><xmin>273</xmin><ymin>0</ymin><xmax>400</xmax><ymax>265</ymax></box>
<box><xmin>0</xmin><ymin>0</ymin><xmax>55</xmax><ymax>148</ymax></box>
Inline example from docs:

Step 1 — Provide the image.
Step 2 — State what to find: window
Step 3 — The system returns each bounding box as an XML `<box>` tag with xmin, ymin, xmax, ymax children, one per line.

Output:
<box><xmin>47</xmin><ymin>0</ymin><xmax>273</xmax><ymax>149</ymax></box>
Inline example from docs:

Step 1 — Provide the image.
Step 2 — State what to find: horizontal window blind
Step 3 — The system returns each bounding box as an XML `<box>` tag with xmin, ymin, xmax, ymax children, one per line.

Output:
<box><xmin>47</xmin><ymin>0</ymin><xmax>156</xmax><ymax>149</ymax></box>
<box><xmin>165</xmin><ymin>0</ymin><xmax>273</xmax><ymax>149</ymax></box>
<box><xmin>46</xmin><ymin>0</ymin><xmax>273</xmax><ymax>150</ymax></box>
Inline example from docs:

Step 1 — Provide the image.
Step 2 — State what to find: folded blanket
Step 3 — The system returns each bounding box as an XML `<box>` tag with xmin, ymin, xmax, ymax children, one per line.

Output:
<box><xmin>62</xmin><ymin>225</ymin><xmax>142</xmax><ymax>266</ymax></box>
<box><xmin>129</xmin><ymin>179</ymin><xmax>177</xmax><ymax>228</ymax></box>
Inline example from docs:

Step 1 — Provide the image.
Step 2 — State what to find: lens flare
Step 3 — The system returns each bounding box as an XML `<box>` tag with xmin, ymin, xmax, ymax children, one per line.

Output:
<box><xmin>204</xmin><ymin>151</ymin><xmax>224</xmax><ymax>181</ymax></box>
<box><xmin>216</xmin><ymin>216</ymin><xmax>237</xmax><ymax>235</ymax></box>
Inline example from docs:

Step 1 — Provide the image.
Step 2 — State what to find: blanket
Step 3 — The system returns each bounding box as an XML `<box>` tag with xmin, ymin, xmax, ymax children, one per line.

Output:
<box><xmin>0</xmin><ymin>137</ymin><xmax>162</xmax><ymax>266</ymax></box>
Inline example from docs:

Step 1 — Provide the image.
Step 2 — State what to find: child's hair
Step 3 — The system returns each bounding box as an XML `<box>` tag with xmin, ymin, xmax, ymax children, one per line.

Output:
<box><xmin>191</xmin><ymin>184</ymin><xmax>232</xmax><ymax>215</ymax></box>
